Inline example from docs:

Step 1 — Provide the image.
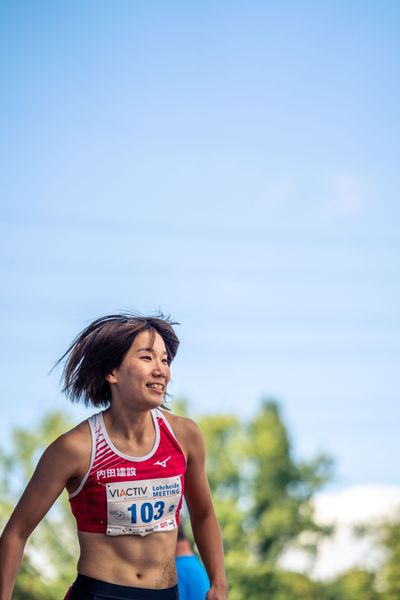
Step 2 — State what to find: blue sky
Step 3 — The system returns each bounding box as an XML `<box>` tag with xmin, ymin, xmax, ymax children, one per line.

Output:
<box><xmin>1</xmin><ymin>1</ymin><xmax>399</xmax><ymax>490</ymax></box>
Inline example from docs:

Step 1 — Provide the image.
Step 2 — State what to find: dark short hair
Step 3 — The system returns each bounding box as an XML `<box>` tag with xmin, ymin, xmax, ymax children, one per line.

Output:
<box><xmin>55</xmin><ymin>313</ymin><xmax>180</xmax><ymax>408</ymax></box>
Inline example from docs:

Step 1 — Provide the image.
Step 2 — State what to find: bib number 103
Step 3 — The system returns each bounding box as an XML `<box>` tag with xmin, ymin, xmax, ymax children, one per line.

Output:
<box><xmin>127</xmin><ymin>500</ymin><xmax>166</xmax><ymax>524</ymax></box>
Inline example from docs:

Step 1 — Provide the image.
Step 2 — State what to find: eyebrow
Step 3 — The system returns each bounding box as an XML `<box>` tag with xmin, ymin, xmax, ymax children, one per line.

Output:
<box><xmin>136</xmin><ymin>347</ymin><xmax>168</xmax><ymax>355</ymax></box>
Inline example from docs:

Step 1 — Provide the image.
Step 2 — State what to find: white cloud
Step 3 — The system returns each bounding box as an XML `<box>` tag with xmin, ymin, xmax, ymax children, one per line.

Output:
<box><xmin>279</xmin><ymin>484</ymin><xmax>400</xmax><ymax>579</ymax></box>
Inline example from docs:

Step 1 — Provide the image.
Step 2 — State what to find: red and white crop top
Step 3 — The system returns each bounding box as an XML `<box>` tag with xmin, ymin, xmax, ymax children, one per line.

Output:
<box><xmin>69</xmin><ymin>409</ymin><xmax>187</xmax><ymax>537</ymax></box>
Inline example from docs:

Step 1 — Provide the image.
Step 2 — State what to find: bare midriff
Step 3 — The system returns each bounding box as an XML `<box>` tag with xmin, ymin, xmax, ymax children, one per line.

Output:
<box><xmin>76</xmin><ymin>529</ymin><xmax>178</xmax><ymax>588</ymax></box>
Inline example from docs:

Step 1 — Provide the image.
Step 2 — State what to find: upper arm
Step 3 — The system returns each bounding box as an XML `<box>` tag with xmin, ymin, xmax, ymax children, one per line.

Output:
<box><xmin>179</xmin><ymin>418</ymin><xmax>215</xmax><ymax>521</ymax></box>
<box><xmin>3</xmin><ymin>426</ymin><xmax>89</xmax><ymax>539</ymax></box>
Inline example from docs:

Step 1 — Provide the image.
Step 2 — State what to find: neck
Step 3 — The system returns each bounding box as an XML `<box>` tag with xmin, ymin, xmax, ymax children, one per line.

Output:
<box><xmin>103</xmin><ymin>404</ymin><xmax>155</xmax><ymax>441</ymax></box>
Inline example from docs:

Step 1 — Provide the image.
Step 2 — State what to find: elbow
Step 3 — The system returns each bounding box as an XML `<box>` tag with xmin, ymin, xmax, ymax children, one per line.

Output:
<box><xmin>189</xmin><ymin>505</ymin><xmax>218</xmax><ymax>527</ymax></box>
<box><xmin>1</xmin><ymin>522</ymin><xmax>31</xmax><ymax>547</ymax></box>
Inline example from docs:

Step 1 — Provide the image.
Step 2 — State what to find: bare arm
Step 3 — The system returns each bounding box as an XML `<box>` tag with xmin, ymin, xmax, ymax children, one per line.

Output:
<box><xmin>0</xmin><ymin>427</ymin><xmax>89</xmax><ymax>600</ymax></box>
<box><xmin>180</xmin><ymin>418</ymin><xmax>228</xmax><ymax>600</ymax></box>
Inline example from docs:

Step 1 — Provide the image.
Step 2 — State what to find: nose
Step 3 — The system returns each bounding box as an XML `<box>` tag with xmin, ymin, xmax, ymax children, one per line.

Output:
<box><xmin>152</xmin><ymin>360</ymin><xmax>168</xmax><ymax>378</ymax></box>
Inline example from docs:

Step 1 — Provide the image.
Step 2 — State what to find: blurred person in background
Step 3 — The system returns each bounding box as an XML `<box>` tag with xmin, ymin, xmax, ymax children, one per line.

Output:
<box><xmin>0</xmin><ymin>314</ymin><xmax>227</xmax><ymax>600</ymax></box>
<box><xmin>176</xmin><ymin>522</ymin><xmax>210</xmax><ymax>600</ymax></box>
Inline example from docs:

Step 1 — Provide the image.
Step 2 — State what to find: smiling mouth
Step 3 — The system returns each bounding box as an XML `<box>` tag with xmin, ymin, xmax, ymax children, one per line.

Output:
<box><xmin>146</xmin><ymin>383</ymin><xmax>165</xmax><ymax>392</ymax></box>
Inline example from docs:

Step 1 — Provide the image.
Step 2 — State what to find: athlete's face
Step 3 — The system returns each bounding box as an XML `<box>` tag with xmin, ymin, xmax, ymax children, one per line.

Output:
<box><xmin>106</xmin><ymin>330</ymin><xmax>170</xmax><ymax>409</ymax></box>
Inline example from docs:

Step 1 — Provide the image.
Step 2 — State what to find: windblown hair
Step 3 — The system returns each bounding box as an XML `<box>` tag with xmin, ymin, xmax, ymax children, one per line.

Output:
<box><xmin>55</xmin><ymin>313</ymin><xmax>180</xmax><ymax>409</ymax></box>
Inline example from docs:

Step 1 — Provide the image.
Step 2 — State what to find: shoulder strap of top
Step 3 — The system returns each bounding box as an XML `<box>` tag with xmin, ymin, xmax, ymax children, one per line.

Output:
<box><xmin>68</xmin><ymin>412</ymin><xmax>100</xmax><ymax>499</ymax></box>
<box><xmin>154</xmin><ymin>408</ymin><xmax>178</xmax><ymax>440</ymax></box>
<box><xmin>90</xmin><ymin>411</ymin><xmax>102</xmax><ymax>437</ymax></box>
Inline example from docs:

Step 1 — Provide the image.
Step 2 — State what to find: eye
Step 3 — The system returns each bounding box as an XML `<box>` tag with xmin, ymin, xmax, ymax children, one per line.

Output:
<box><xmin>162</xmin><ymin>358</ymin><xmax>168</xmax><ymax>365</ymax></box>
<box><xmin>141</xmin><ymin>355</ymin><xmax>152</xmax><ymax>361</ymax></box>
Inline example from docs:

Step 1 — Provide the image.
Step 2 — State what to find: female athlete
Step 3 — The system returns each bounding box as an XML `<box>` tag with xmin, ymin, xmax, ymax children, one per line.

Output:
<box><xmin>0</xmin><ymin>314</ymin><xmax>228</xmax><ymax>600</ymax></box>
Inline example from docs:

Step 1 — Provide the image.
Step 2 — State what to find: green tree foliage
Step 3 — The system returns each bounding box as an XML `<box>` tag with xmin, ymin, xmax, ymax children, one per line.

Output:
<box><xmin>374</xmin><ymin>514</ymin><xmax>400</xmax><ymax>600</ymax></box>
<box><xmin>197</xmin><ymin>398</ymin><xmax>334</xmax><ymax>599</ymax></box>
<box><xmin>246</xmin><ymin>400</ymin><xmax>333</xmax><ymax>562</ymax></box>
<box><xmin>323</xmin><ymin>568</ymin><xmax>380</xmax><ymax>600</ymax></box>
<box><xmin>198</xmin><ymin>413</ymin><xmax>246</xmax><ymax>557</ymax></box>
<box><xmin>0</xmin><ymin>411</ymin><xmax>78</xmax><ymax>599</ymax></box>
<box><xmin>225</xmin><ymin>562</ymin><xmax>327</xmax><ymax>600</ymax></box>
<box><xmin>323</xmin><ymin>513</ymin><xmax>400</xmax><ymax>600</ymax></box>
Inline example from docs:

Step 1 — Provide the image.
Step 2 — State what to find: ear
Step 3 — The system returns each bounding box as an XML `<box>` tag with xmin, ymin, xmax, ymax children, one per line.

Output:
<box><xmin>105</xmin><ymin>371</ymin><xmax>118</xmax><ymax>384</ymax></box>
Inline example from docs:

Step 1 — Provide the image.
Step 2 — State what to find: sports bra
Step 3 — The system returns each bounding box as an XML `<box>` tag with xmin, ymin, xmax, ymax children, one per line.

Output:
<box><xmin>69</xmin><ymin>409</ymin><xmax>187</xmax><ymax>537</ymax></box>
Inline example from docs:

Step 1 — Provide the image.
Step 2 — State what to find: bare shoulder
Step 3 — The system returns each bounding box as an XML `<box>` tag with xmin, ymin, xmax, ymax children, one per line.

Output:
<box><xmin>40</xmin><ymin>418</ymin><xmax>92</xmax><ymax>480</ymax></box>
<box><xmin>2</xmin><ymin>418</ymin><xmax>94</xmax><ymax>536</ymax></box>
<box><xmin>48</xmin><ymin>418</ymin><xmax>91</xmax><ymax>456</ymax></box>
<box><xmin>160</xmin><ymin>410</ymin><xmax>204</xmax><ymax>457</ymax></box>
<box><xmin>161</xmin><ymin>410</ymin><xmax>202</xmax><ymax>437</ymax></box>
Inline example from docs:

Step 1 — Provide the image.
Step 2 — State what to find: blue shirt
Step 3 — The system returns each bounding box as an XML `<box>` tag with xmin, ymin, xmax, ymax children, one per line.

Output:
<box><xmin>176</xmin><ymin>555</ymin><xmax>210</xmax><ymax>600</ymax></box>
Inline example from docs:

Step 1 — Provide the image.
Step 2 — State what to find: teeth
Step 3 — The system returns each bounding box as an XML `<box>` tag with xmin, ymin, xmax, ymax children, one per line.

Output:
<box><xmin>147</xmin><ymin>383</ymin><xmax>163</xmax><ymax>390</ymax></box>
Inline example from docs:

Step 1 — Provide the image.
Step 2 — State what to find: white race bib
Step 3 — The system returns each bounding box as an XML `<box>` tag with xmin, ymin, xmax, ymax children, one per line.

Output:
<box><xmin>106</xmin><ymin>476</ymin><xmax>182</xmax><ymax>537</ymax></box>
